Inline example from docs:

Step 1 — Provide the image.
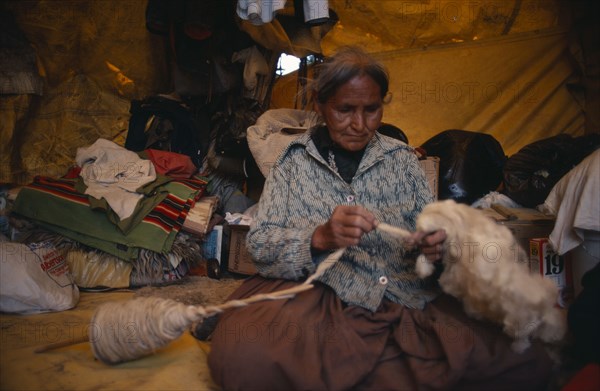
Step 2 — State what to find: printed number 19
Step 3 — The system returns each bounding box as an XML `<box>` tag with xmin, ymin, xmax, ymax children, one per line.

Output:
<box><xmin>544</xmin><ymin>254</ymin><xmax>564</xmax><ymax>275</ymax></box>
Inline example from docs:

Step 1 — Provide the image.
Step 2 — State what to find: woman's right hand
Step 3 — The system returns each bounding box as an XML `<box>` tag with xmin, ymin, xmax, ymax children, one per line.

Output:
<box><xmin>311</xmin><ymin>205</ymin><xmax>377</xmax><ymax>252</ymax></box>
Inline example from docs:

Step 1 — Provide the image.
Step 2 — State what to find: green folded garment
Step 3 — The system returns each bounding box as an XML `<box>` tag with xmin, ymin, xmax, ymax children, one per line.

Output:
<box><xmin>13</xmin><ymin>176</ymin><xmax>207</xmax><ymax>260</ymax></box>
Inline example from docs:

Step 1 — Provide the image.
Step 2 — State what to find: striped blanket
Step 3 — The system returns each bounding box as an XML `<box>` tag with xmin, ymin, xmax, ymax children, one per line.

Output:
<box><xmin>13</xmin><ymin>176</ymin><xmax>207</xmax><ymax>260</ymax></box>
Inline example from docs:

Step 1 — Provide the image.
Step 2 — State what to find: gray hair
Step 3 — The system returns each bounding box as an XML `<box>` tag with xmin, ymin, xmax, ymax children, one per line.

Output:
<box><xmin>312</xmin><ymin>46</ymin><xmax>389</xmax><ymax>105</ymax></box>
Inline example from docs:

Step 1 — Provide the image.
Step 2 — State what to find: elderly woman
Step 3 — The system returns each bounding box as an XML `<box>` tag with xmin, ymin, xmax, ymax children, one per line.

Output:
<box><xmin>207</xmin><ymin>46</ymin><xmax>552</xmax><ymax>390</ymax></box>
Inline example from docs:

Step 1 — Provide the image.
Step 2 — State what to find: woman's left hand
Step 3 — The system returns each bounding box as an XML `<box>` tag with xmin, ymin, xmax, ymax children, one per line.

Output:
<box><xmin>311</xmin><ymin>205</ymin><xmax>377</xmax><ymax>252</ymax></box>
<box><xmin>409</xmin><ymin>229</ymin><xmax>447</xmax><ymax>262</ymax></box>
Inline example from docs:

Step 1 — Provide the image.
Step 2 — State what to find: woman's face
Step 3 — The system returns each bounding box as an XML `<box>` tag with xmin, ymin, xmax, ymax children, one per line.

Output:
<box><xmin>316</xmin><ymin>74</ymin><xmax>383</xmax><ymax>151</ymax></box>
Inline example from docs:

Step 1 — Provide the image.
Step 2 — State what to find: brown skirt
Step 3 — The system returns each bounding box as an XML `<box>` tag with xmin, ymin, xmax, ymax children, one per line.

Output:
<box><xmin>207</xmin><ymin>276</ymin><xmax>554</xmax><ymax>391</ymax></box>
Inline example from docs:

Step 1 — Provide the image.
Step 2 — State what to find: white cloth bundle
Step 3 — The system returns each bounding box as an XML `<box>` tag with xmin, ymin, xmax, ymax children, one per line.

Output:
<box><xmin>76</xmin><ymin>138</ymin><xmax>156</xmax><ymax>220</ymax></box>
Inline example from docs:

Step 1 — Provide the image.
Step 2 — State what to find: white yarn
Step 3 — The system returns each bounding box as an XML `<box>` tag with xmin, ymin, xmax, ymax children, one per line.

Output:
<box><xmin>90</xmin><ymin>297</ymin><xmax>203</xmax><ymax>364</ymax></box>
<box><xmin>377</xmin><ymin>223</ymin><xmax>412</xmax><ymax>241</ymax></box>
<box><xmin>89</xmin><ymin>248</ymin><xmax>346</xmax><ymax>365</ymax></box>
<box><xmin>305</xmin><ymin>248</ymin><xmax>345</xmax><ymax>285</ymax></box>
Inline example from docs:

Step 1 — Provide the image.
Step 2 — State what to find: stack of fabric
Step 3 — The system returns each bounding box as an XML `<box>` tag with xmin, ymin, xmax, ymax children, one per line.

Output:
<box><xmin>10</xmin><ymin>138</ymin><xmax>210</xmax><ymax>289</ymax></box>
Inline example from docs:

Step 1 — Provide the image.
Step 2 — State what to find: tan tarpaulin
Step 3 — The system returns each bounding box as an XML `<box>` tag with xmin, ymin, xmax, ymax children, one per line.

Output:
<box><xmin>272</xmin><ymin>27</ymin><xmax>585</xmax><ymax>156</ymax></box>
<box><xmin>1</xmin><ymin>0</ymin><xmax>168</xmax><ymax>184</ymax></box>
<box><xmin>1</xmin><ymin>0</ymin><xmax>597</xmax><ymax>184</ymax></box>
<box><xmin>321</xmin><ymin>0</ymin><xmax>566</xmax><ymax>53</ymax></box>
<box><xmin>377</xmin><ymin>28</ymin><xmax>583</xmax><ymax>155</ymax></box>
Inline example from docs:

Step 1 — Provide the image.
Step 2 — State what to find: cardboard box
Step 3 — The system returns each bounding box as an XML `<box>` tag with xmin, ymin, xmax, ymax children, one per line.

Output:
<box><xmin>501</xmin><ymin>219</ymin><xmax>554</xmax><ymax>254</ymax></box>
<box><xmin>529</xmin><ymin>238</ymin><xmax>574</xmax><ymax>308</ymax></box>
<box><xmin>419</xmin><ymin>157</ymin><xmax>440</xmax><ymax>200</ymax></box>
<box><xmin>227</xmin><ymin>224</ymin><xmax>257</xmax><ymax>275</ymax></box>
<box><xmin>485</xmin><ymin>205</ymin><xmax>555</xmax><ymax>253</ymax></box>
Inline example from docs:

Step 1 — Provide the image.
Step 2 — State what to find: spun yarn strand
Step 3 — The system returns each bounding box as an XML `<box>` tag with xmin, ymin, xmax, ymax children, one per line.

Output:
<box><xmin>377</xmin><ymin>222</ymin><xmax>412</xmax><ymax>240</ymax></box>
<box><xmin>89</xmin><ymin>223</ymin><xmax>416</xmax><ymax>365</ymax></box>
<box><xmin>90</xmin><ymin>249</ymin><xmax>345</xmax><ymax>365</ymax></box>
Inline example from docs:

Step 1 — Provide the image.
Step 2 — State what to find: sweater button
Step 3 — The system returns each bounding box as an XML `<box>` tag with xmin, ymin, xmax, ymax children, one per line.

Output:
<box><xmin>346</xmin><ymin>195</ymin><xmax>355</xmax><ymax>202</ymax></box>
<box><xmin>379</xmin><ymin>276</ymin><xmax>388</xmax><ymax>285</ymax></box>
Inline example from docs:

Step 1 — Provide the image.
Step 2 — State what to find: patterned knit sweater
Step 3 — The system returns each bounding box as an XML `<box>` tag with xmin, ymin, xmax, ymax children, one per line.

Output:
<box><xmin>246</xmin><ymin>130</ymin><xmax>440</xmax><ymax>311</ymax></box>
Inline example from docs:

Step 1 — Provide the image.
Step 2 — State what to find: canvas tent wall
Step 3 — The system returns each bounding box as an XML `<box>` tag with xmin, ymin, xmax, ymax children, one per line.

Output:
<box><xmin>270</xmin><ymin>0</ymin><xmax>599</xmax><ymax>155</ymax></box>
<box><xmin>1</xmin><ymin>0</ymin><xmax>598</xmax><ymax>184</ymax></box>
<box><xmin>274</xmin><ymin>28</ymin><xmax>586</xmax><ymax>154</ymax></box>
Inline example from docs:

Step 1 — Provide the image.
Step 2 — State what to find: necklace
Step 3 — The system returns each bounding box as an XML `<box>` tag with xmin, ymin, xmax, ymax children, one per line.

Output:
<box><xmin>327</xmin><ymin>149</ymin><xmax>338</xmax><ymax>172</ymax></box>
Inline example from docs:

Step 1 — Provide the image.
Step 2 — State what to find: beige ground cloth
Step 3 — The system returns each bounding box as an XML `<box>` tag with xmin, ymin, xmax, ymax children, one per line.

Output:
<box><xmin>0</xmin><ymin>277</ymin><xmax>243</xmax><ymax>391</ymax></box>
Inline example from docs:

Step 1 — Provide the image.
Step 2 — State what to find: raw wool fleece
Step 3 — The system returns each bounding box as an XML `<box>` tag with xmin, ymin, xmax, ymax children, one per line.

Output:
<box><xmin>134</xmin><ymin>276</ymin><xmax>243</xmax><ymax>306</ymax></box>
<box><xmin>415</xmin><ymin>200</ymin><xmax>566</xmax><ymax>353</ymax></box>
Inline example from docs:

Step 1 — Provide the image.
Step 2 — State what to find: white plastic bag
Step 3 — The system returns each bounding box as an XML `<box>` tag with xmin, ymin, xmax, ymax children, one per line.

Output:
<box><xmin>0</xmin><ymin>241</ymin><xmax>80</xmax><ymax>314</ymax></box>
